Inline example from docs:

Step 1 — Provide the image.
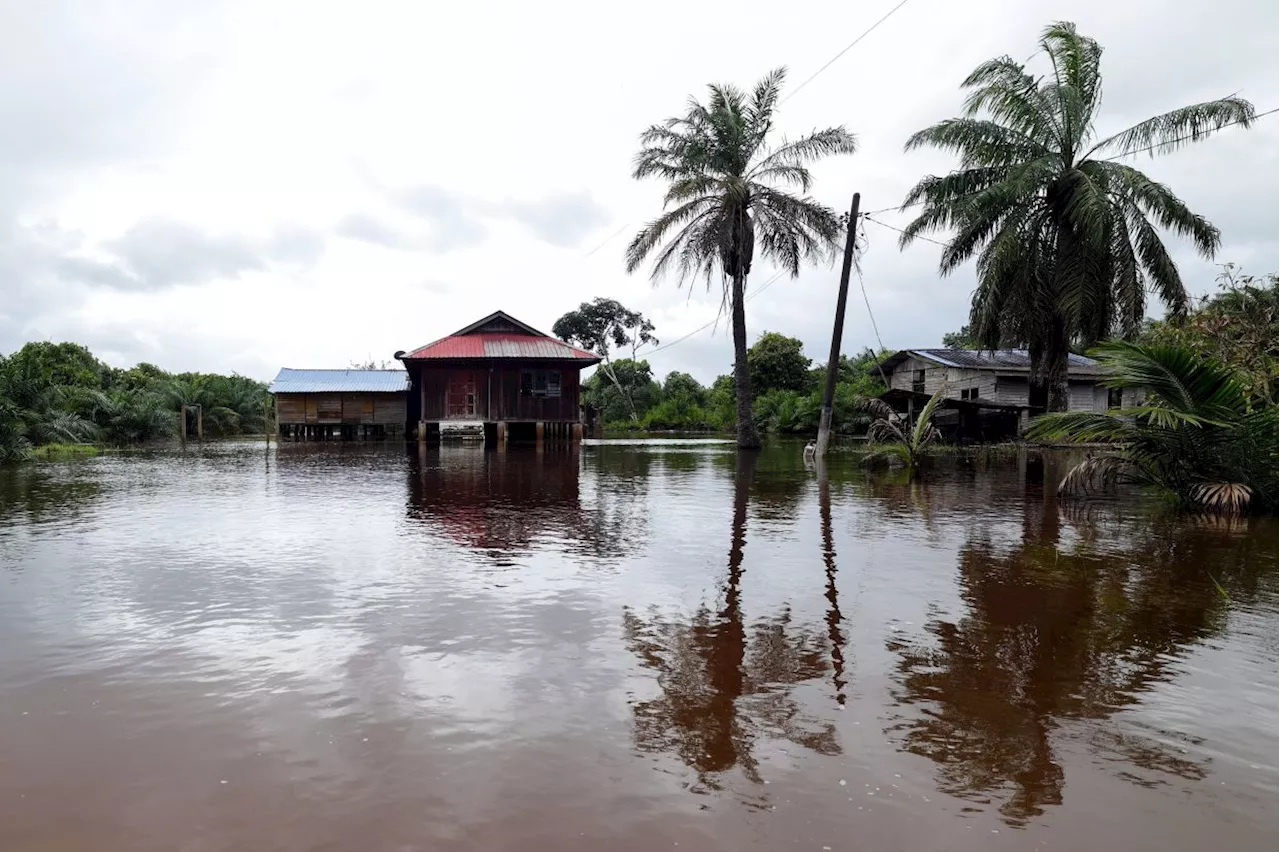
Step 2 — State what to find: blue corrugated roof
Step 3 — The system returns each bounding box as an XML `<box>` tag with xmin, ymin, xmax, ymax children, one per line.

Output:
<box><xmin>268</xmin><ymin>368</ymin><xmax>408</xmax><ymax>394</ymax></box>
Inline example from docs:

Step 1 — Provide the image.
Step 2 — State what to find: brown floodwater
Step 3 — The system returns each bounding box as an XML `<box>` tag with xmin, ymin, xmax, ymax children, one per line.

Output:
<box><xmin>0</xmin><ymin>441</ymin><xmax>1275</xmax><ymax>851</ymax></box>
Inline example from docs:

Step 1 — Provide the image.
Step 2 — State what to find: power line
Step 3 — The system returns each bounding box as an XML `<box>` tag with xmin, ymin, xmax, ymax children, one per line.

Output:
<box><xmin>582</xmin><ymin>223</ymin><xmax>631</xmax><ymax>258</ymax></box>
<box><xmin>863</xmin><ymin>215</ymin><xmax>948</xmax><ymax>246</ymax></box>
<box><xmin>636</xmin><ymin>269</ymin><xmax>786</xmax><ymax>357</ymax></box>
<box><xmin>852</xmin><ymin>225</ymin><xmax>887</xmax><ymax>355</ymax></box>
<box><xmin>784</xmin><ymin>0</ymin><xmax>916</xmax><ymax>102</ymax></box>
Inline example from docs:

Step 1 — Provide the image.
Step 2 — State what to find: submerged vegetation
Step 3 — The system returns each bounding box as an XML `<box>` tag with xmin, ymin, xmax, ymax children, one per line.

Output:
<box><xmin>0</xmin><ymin>342</ymin><xmax>269</xmax><ymax>462</ymax></box>
<box><xmin>859</xmin><ymin>387</ymin><xmax>946</xmax><ymax>470</ymax></box>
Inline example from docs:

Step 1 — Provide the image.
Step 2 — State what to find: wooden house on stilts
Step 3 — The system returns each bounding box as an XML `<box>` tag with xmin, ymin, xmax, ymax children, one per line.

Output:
<box><xmin>397</xmin><ymin>310</ymin><xmax>602</xmax><ymax>446</ymax></box>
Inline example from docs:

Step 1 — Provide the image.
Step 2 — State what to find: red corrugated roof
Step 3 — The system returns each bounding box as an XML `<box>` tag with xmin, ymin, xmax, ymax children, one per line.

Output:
<box><xmin>403</xmin><ymin>333</ymin><xmax>600</xmax><ymax>362</ymax></box>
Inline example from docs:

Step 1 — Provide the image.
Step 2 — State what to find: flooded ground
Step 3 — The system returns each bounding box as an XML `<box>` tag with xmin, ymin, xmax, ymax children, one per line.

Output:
<box><xmin>1</xmin><ymin>440</ymin><xmax>1275</xmax><ymax>851</ymax></box>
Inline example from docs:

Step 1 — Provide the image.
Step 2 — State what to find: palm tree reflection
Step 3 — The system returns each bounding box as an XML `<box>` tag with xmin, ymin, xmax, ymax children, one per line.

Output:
<box><xmin>623</xmin><ymin>452</ymin><xmax>839</xmax><ymax>795</ymax></box>
<box><xmin>885</xmin><ymin>469</ymin><xmax>1270</xmax><ymax>824</ymax></box>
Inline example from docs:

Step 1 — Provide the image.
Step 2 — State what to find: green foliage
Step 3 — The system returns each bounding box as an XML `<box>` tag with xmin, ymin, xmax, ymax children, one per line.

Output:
<box><xmin>600</xmin><ymin>351</ymin><xmax>887</xmax><ymax>437</ymax></box>
<box><xmin>626</xmin><ymin>67</ymin><xmax>857</xmax><ymax>447</ymax></box>
<box><xmin>748</xmin><ymin>332</ymin><xmax>813</xmax><ymax>393</ymax></box>
<box><xmin>555</xmin><ymin>299</ymin><xmax>657</xmax><ymax>421</ymax></box>
<box><xmin>0</xmin><ymin>341</ymin><xmax>270</xmax><ymax>461</ymax></box>
<box><xmin>860</xmin><ymin>387</ymin><xmax>946</xmax><ymax>470</ymax></box>
<box><xmin>31</xmin><ymin>443</ymin><xmax>100</xmax><ymax>459</ymax></box>
<box><xmin>1025</xmin><ymin>342</ymin><xmax>1278</xmax><ymax>513</ymax></box>
<box><xmin>583</xmin><ymin>359</ymin><xmax>661</xmax><ymax>424</ymax></box>
<box><xmin>900</xmin><ymin>21</ymin><xmax>1256</xmax><ymax>411</ymax></box>
<box><xmin>1140</xmin><ymin>264</ymin><xmax>1278</xmax><ymax>405</ymax></box>
<box><xmin>941</xmin><ymin>325</ymin><xmax>978</xmax><ymax>348</ymax></box>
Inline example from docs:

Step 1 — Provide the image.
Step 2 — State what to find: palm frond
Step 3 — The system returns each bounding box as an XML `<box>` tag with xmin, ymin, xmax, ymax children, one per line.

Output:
<box><xmin>903</xmin><ymin>118</ymin><xmax>1045</xmax><ymax>166</ymax></box>
<box><xmin>1190</xmin><ymin>482</ymin><xmax>1253</xmax><ymax>513</ymax></box>
<box><xmin>1025</xmin><ymin>410</ymin><xmax>1135</xmax><ymax>442</ymax></box>
<box><xmin>1039</xmin><ymin>21</ymin><xmax>1103</xmax><ymax>146</ymax></box>
<box><xmin>751</xmin><ymin>127</ymin><xmax>858</xmax><ymax>174</ymax></box>
<box><xmin>910</xmin><ymin>387</ymin><xmax>946</xmax><ymax>448</ymax></box>
<box><xmin>625</xmin><ymin>196</ymin><xmax>721</xmax><ymax>275</ymax></box>
<box><xmin>1057</xmin><ymin>454</ymin><xmax>1134</xmax><ymax>496</ymax></box>
<box><xmin>1088</xmin><ymin>97</ymin><xmax>1256</xmax><ymax>158</ymax></box>
<box><xmin>960</xmin><ymin>56</ymin><xmax>1063</xmax><ymax>146</ymax></box>
<box><xmin>1087</xmin><ymin>340</ymin><xmax>1246</xmax><ymax>421</ymax></box>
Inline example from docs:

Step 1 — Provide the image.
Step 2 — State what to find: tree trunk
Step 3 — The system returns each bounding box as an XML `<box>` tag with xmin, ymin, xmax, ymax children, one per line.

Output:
<box><xmin>1045</xmin><ymin>314</ymin><xmax>1070</xmax><ymax>412</ymax></box>
<box><xmin>730</xmin><ymin>272</ymin><xmax>762</xmax><ymax>449</ymax></box>
<box><xmin>600</xmin><ymin>358</ymin><xmax>638</xmax><ymax>422</ymax></box>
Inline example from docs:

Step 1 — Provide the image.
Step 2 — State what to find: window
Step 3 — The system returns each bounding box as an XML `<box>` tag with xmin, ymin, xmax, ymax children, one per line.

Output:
<box><xmin>960</xmin><ymin>387</ymin><xmax>978</xmax><ymax>401</ymax></box>
<box><xmin>912</xmin><ymin>369</ymin><xmax>926</xmax><ymax>394</ymax></box>
<box><xmin>521</xmin><ymin>369</ymin><xmax>562</xmax><ymax>398</ymax></box>
<box><xmin>1107</xmin><ymin>386</ymin><xmax>1123</xmax><ymax>409</ymax></box>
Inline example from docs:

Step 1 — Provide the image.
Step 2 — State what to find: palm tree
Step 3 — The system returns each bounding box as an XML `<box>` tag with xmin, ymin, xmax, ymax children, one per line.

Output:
<box><xmin>858</xmin><ymin>387</ymin><xmax>945</xmax><ymax>470</ymax></box>
<box><xmin>1025</xmin><ymin>341</ymin><xmax>1278</xmax><ymax>513</ymax></box>
<box><xmin>898</xmin><ymin>21</ymin><xmax>1255</xmax><ymax>411</ymax></box>
<box><xmin>626</xmin><ymin>68</ymin><xmax>857</xmax><ymax>448</ymax></box>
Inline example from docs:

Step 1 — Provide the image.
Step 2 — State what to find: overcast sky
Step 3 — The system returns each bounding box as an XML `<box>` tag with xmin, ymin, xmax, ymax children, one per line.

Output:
<box><xmin>1</xmin><ymin>0</ymin><xmax>1276</xmax><ymax>384</ymax></box>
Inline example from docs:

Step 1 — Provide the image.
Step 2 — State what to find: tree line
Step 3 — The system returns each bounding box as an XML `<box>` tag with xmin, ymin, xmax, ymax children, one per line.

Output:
<box><xmin>0</xmin><ymin>341</ymin><xmax>269</xmax><ymax>461</ymax></box>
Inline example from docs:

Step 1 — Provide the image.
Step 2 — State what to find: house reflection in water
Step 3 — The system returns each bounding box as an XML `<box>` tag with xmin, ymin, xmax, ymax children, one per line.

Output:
<box><xmin>405</xmin><ymin>446</ymin><xmax>644</xmax><ymax>563</ymax></box>
<box><xmin>405</xmin><ymin>446</ymin><xmax>583</xmax><ymax>557</ymax></box>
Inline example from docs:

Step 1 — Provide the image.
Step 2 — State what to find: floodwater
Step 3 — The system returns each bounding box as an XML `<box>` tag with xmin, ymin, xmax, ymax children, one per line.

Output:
<box><xmin>0</xmin><ymin>441</ymin><xmax>1275</xmax><ymax>852</ymax></box>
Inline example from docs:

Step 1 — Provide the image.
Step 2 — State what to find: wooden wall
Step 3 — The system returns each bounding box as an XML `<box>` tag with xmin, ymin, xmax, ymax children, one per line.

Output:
<box><xmin>414</xmin><ymin>362</ymin><xmax>583</xmax><ymax>422</ymax></box>
<box><xmin>274</xmin><ymin>393</ymin><xmax>407</xmax><ymax>425</ymax></box>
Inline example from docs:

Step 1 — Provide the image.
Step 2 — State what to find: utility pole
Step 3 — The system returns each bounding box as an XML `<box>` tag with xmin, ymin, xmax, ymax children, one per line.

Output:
<box><xmin>815</xmin><ymin>192</ymin><xmax>861</xmax><ymax>457</ymax></box>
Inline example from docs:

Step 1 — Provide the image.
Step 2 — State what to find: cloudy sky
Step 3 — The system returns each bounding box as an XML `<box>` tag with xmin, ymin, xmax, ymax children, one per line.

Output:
<box><xmin>2</xmin><ymin>0</ymin><xmax>1276</xmax><ymax>384</ymax></box>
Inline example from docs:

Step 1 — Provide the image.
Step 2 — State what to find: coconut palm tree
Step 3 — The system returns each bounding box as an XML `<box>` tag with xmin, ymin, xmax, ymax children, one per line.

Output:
<box><xmin>626</xmin><ymin>67</ymin><xmax>857</xmax><ymax>448</ymax></box>
<box><xmin>897</xmin><ymin>21</ymin><xmax>1256</xmax><ymax>411</ymax></box>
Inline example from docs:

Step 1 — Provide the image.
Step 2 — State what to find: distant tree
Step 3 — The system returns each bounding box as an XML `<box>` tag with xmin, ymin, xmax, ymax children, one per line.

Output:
<box><xmin>898</xmin><ymin>21</ymin><xmax>1256</xmax><ymax>411</ymax></box>
<box><xmin>1140</xmin><ymin>264</ymin><xmax>1278</xmax><ymax>404</ymax></box>
<box><xmin>582</xmin><ymin>358</ymin><xmax>661</xmax><ymax>423</ymax></box>
<box><xmin>351</xmin><ymin>357</ymin><xmax>393</xmax><ymax>370</ymax></box>
<box><xmin>662</xmin><ymin>371</ymin><xmax>706</xmax><ymax>403</ymax></box>
<box><xmin>941</xmin><ymin>325</ymin><xmax>978</xmax><ymax>349</ymax></box>
<box><xmin>5</xmin><ymin>341</ymin><xmax>109</xmax><ymax>389</ymax></box>
<box><xmin>747</xmin><ymin>332</ymin><xmax>812</xmax><ymax>394</ymax></box>
<box><xmin>553</xmin><ymin>298</ymin><xmax>657</xmax><ymax>422</ymax></box>
<box><xmin>625</xmin><ymin>67</ymin><xmax>858</xmax><ymax>449</ymax></box>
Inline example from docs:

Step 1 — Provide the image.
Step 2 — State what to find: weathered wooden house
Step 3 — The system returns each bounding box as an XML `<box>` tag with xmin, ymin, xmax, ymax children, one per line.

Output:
<box><xmin>876</xmin><ymin>349</ymin><xmax>1133</xmax><ymax>409</ymax></box>
<box><xmin>874</xmin><ymin>348</ymin><xmax>1138</xmax><ymax>440</ymax></box>
<box><xmin>269</xmin><ymin>368</ymin><xmax>408</xmax><ymax>440</ymax></box>
<box><xmin>396</xmin><ymin>310</ymin><xmax>602</xmax><ymax>444</ymax></box>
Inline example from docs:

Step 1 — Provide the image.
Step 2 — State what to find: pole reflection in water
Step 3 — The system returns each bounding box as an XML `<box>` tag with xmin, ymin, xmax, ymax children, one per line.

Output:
<box><xmin>816</xmin><ymin>457</ymin><xmax>848</xmax><ymax>705</ymax></box>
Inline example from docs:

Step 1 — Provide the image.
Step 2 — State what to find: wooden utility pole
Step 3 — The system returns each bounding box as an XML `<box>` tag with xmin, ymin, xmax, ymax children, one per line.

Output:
<box><xmin>815</xmin><ymin>192</ymin><xmax>861</xmax><ymax>457</ymax></box>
